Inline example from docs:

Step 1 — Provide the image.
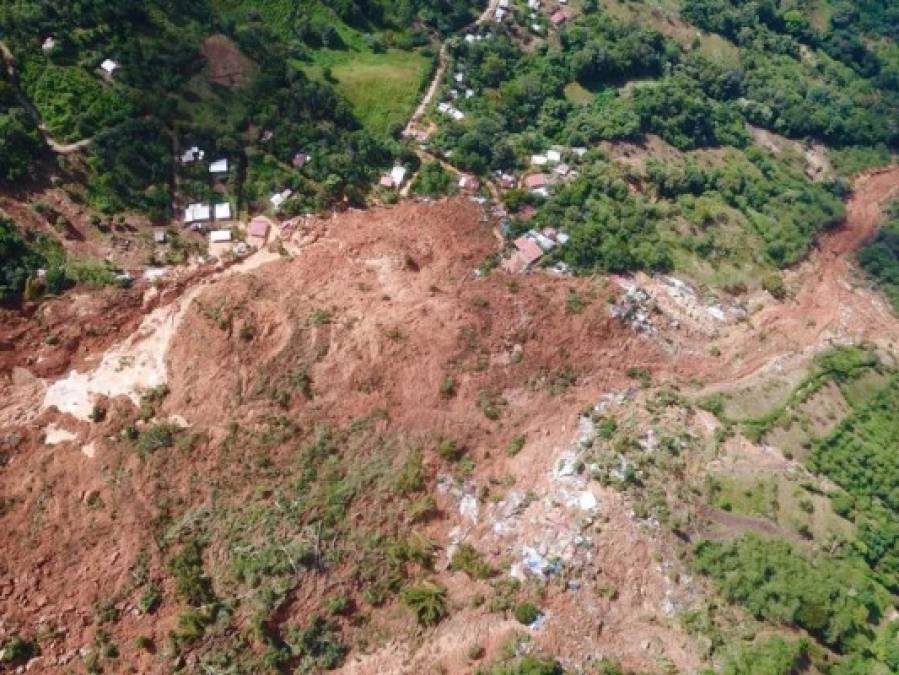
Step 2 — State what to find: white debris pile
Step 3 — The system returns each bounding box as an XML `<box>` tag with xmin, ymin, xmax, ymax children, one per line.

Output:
<box><xmin>611</xmin><ymin>275</ymin><xmax>747</xmax><ymax>337</ymax></box>
<box><xmin>485</xmin><ymin>392</ymin><xmax>635</xmax><ymax>583</ymax></box>
<box><xmin>610</xmin><ymin>282</ymin><xmax>657</xmax><ymax>334</ymax></box>
<box><xmin>437</xmin><ymin>474</ymin><xmax>479</xmax><ymax>524</ymax></box>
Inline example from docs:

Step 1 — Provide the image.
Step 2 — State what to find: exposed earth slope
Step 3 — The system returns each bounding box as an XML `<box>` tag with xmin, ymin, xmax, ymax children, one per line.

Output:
<box><xmin>0</xmin><ymin>167</ymin><xmax>897</xmax><ymax>673</ymax></box>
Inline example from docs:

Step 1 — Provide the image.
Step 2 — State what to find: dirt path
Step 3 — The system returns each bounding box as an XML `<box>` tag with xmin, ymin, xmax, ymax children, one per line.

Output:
<box><xmin>402</xmin><ymin>0</ymin><xmax>500</xmax><ymax>142</ymax></box>
<box><xmin>401</xmin><ymin>1</ymin><xmax>503</xmax><ymax>201</ymax></box>
<box><xmin>0</xmin><ymin>40</ymin><xmax>94</xmax><ymax>154</ymax></box>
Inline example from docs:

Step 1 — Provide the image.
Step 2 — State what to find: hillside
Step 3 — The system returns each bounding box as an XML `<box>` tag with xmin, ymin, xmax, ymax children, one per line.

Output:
<box><xmin>1</xmin><ymin>1</ymin><xmax>899</xmax><ymax>674</ymax></box>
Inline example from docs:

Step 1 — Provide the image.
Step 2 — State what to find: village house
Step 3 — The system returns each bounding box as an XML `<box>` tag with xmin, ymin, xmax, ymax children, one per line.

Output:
<box><xmin>501</xmin><ymin>228</ymin><xmax>571</xmax><ymax>274</ymax></box>
<box><xmin>500</xmin><ymin>173</ymin><xmax>517</xmax><ymax>190</ymax></box>
<box><xmin>184</xmin><ymin>203</ymin><xmax>210</xmax><ymax>223</ymax></box>
<box><xmin>390</xmin><ymin>165</ymin><xmax>407</xmax><ymax>187</ymax></box>
<box><xmin>550</xmin><ymin>8</ymin><xmax>571</xmax><ymax>26</ymax></box>
<box><xmin>42</xmin><ymin>37</ymin><xmax>56</xmax><ymax>52</ymax></box>
<box><xmin>209</xmin><ymin>230</ymin><xmax>232</xmax><ymax>243</ymax></box>
<box><xmin>458</xmin><ymin>175</ymin><xmax>481</xmax><ymax>192</ymax></box>
<box><xmin>546</xmin><ymin>149</ymin><xmax>562</xmax><ymax>163</ymax></box>
<box><xmin>530</xmin><ymin>154</ymin><xmax>548</xmax><ymax>166</ymax></box>
<box><xmin>270</xmin><ymin>189</ymin><xmax>292</xmax><ymax>209</ymax></box>
<box><xmin>524</xmin><ymin>173</ymin><xmax>549</xmax><ymax>190</ymax></box>
<box><xmin>379</xmin><ymin>165</ymin><xmax>407</xmax><ymax>190</ymax></box>
<box><xmin>554</xmin><ymin>162</ymin><xmax>570</xmax><ymax>177</ymax></box>
<box><xmin>437</xmin><ymin>102</ymin><xmax>465</xmax><ymax>121</ymax></box>
<box><xmin>214</xmin><ymin>202</ymin><xmax>232</xmax><ymax>221</ymax></box>
<box><xmin>153</xmin><ymin>229</ymin><xmax>166</xmax><ymax>244</ymax></box>
<box><xmin>247</xmin><ymin>216</ymin><xmax>273</xmax><ymax>246</ymax></box>
<box><xmin>292</xmin><ymin>152</ymin><xmax>309</xmax><ymax>169</ymax></box>
<box><xmin>181</xmin><ymin>146</ymin><xmax>205</xmax><ymax>164</ymax></box>
<box><xmin>100</xmin><ymin>58</ymin><xmax>120</xmax><ymax>77</ymax></box>
<box><xmin>209</xmin><ymin>158</ymin><xmax>228</xmax><ymax>174</ymax></box>
<box><xmin>502</xmin><ymin>236</ymin><xmax>545</xmax><ymax>274</ymax></box>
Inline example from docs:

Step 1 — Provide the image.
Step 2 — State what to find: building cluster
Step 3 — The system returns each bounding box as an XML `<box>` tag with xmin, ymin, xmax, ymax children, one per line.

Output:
<box><xmin>502</xmin><ymin>227</ymin><xmax>570</xmax><ymax>274</ymax></box>
<box><xmin>180</xmin><ymin>147</ymin><xmax>233</xmax><ymax>241</ymax></box>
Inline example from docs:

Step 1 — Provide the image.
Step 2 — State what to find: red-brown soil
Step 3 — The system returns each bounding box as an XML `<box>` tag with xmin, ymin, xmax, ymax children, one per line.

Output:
<box><xmin>0</xmin><ymin>166</ymin><xmax>897</xmax><ymax>673</ymax></box>
<box><xmin>201</xmin><ymin>35</ymin><xmax>257</xmax><ymax>88</ymax></box>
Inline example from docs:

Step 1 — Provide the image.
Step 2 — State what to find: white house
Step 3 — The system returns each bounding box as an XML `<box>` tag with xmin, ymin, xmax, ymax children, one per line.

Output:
<box><xmin>270</xmin><ymin>189</ymin><xmax>292</xmax><ymax>208</ymax></box>
<box><xmin>42</xmin><ymin>37</ymin><xmax>56</xmax><ymax>52</ymax></box>
<box><xmin>546</xmin><ymin>149</ymin><xmax>562</xmax><ymax>163</ymax></box>
<box><xmin>389</xmin><ymin>165</ymin><xmax>407</xmax><ymax>188</ymax></box>
<box><xmin>184</xmin><ymin>203</ymin><xmax>210</xmax><ymax>223</ymax></box>
<box><xmin>181</xmin><ymin>146</ymin><xmax>205</xmax><ymax>164</ymax></box>
<box><xmin>531</xmin><ymin>154</ymin><xmax>548</xmax><ymax>166</ymax></box>
<box><xmin>209</xmin><ymin>230</ymin><xmax>232</xmax><ymax>243</ymax></box>
<box><xmin>100</xmin><ymin>59</ymin><xmax>120</xmax><ymax>76</ymax></box>
<box><xmin>209</xmin><ymin>158</ymin><xmax>228</xmax><ymax>174</ymax></box>
<box><xmin>214</xmin><ymin>202</ymin><xmax>232</xmax><ymax>220</ymax></box>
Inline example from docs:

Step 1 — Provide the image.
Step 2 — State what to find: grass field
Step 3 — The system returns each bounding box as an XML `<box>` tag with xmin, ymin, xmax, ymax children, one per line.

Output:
<box><xmin>304</xmin><ymin>49</ymin><xmax>433</xmax><ymax>138</ymax></box>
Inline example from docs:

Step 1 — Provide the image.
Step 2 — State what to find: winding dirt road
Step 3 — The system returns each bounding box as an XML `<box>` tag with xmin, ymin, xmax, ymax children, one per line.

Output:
<box><xmin>402</xmin><ymin>0</ymin><xmax>500</xmax><ymax>142</ymax></box>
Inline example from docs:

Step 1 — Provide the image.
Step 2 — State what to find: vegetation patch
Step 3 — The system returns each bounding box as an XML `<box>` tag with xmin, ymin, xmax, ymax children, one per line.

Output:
<box><xmin>305</xmin><ymin>49</ymin><xmax>433</xmax><ymax>138</ymax></box>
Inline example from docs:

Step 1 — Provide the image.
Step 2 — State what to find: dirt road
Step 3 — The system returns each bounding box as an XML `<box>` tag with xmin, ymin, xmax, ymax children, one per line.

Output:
<box><xmin>403</xmin><ymin>0</ymin><xmax>500</xmax><ymax>141</ymax></box>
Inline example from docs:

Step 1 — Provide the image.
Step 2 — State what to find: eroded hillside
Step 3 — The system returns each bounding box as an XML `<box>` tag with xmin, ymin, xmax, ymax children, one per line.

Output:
<box><xmin>0</xmin><ymin>167</ymin><xmax>897</xmax><ymax>673</ymax></box>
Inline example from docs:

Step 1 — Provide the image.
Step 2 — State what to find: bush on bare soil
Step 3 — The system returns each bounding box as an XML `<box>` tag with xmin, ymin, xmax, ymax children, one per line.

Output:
<box><xmin>400</xmin><ymin>581</ymin><xmax>447</xmax><ymax>626</ymax></box>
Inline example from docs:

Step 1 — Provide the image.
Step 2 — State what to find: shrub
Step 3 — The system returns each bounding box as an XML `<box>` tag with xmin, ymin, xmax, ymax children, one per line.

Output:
<box><xmin>436</xmin><ymin>437</ymin><xmax>464</xmax><ymax>461</ymax></box>
<box><xmin>133</xmin><ymin>635</ymin><xmax>153</xmax><ymax>651</ymax></box>
<box><xmin>408</xmin><ymin>494</ymin><xmax>438</xmax><ymax>523</ymax></box>
<box><xmin>477</xmin><ymin>389</ymin><xmax>507</xmax><ymax>421</ymax></box>
<box><xmin>136</xmin><ymin>423</ymin><xmax>179</xmax><ymax>454</ymax></box>
<box><xmin>439</xmin><ymin>375</ymin><xmax>457</xmax><ymax>400</ymax></box>
<box><xmin>762</xmin><ymin>273</ymin><xmax>787</xmax><ymax>299</ymax></box>
<box><xmin>506</xmin><ymin>434</ymin><xmax>526</xmax><ymax>457</ymax></box>
<box><xmin>0</xmin><ymin>636</ymin><xmax>38</xmax><ymax>664</ymax></box>
<box><xmin>287</xmin><ymin>615</ymin><xmax>348</xmax><ymax>670</ymax></box>
<box><xmin>395</xmin><ymin>450</ymin><xmax>425</xmax><ymax>494</ymax></box>
<box><xmin>168</xmin><ymin>540</ymin><xmax>215</xmax><ymax>606</ymax></box>
<box><xmin>400</xmin><ymin>581</ymin><xmax>447</xmax><ymax>626</ymax></box>
<box><xmin>513</xmin><ymin>602</ymin><xmax>540</xmax><ymax>625</ymax></box>
<box><xmin>138</xmin><ymin>582</ymin><xmax>162</xmax><ymax>614</ymax></box>
<box><xmin>169</xmin><ymin>607</ymin><xmax>214</xmax><ymax>649</ymax></box>
<box><xmin>626</xmin><ymin>367</ymin><xmax>652</xmax><ymax>388</ymax></box>
<box><xmin>451</xmin><ymin>543</ymin><xmax>495</xmax><ymax>579</ymax></box>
